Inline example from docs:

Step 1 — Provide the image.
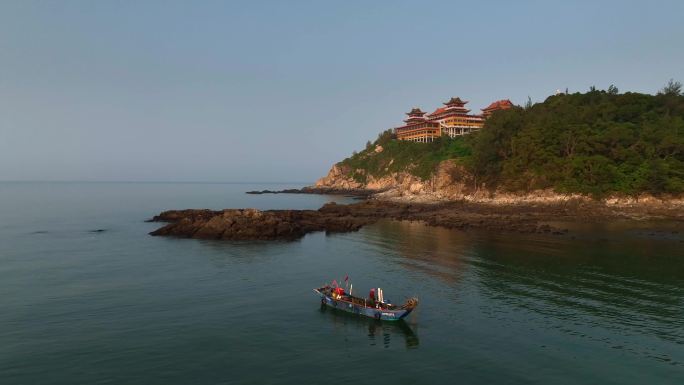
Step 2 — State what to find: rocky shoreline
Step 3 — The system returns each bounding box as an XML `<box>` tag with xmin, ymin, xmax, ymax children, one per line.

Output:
<box><xmin>147</xmin><ymin>197</ymin><xmax>684</xmax><ymax>241</ymax></box>
<box><xmin>148</xmin><ymin>162</ymin><xmax>683</xmax><ymax>242</ymax></box>
<box><xmin>311</xmin><ymin>162</ymin><xmax>684</xmax><ymax>207</ymax></box>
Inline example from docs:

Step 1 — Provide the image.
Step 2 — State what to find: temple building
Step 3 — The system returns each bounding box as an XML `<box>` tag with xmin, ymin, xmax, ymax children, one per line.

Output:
<box><xmin>394</xmin><ymin>96</ymin><xmax>513</xmax><ymax>142</ymax></box>
<box><xmin>481</xmin><ymin>99</ymin><xmax>514</xmax><ymax>118</ymax></box>
<box><xmin>427</xmin><ymin>97</ymin><xmax>484</xmax><ymax>138</ymax></box>
<box><xmin>394</xmin><ymin>108</ymin><xmax>442</xmax><ymax>143</ymax></box>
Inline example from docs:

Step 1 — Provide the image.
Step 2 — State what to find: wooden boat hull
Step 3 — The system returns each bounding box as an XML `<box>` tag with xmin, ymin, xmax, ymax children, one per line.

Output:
<box><xmin>315</xmin><ymin>289</ymin><xmax>413</xmax><ymax>321</ymax></box>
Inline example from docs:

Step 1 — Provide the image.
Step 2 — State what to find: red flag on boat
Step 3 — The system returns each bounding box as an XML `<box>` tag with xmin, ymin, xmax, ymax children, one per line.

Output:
<box><xmin>344</xmin><ymin>275</ymin><xmax>349</xmax><ymax>282</ymax></box>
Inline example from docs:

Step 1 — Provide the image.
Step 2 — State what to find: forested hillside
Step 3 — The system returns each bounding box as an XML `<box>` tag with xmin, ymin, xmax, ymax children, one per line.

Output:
<box><xmin>340</xmin><ymin>83</ymin><xmax>684</xmax><ymax>196</ymax></box>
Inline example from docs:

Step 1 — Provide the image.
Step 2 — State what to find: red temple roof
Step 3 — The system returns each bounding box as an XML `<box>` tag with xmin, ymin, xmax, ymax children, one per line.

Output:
<box><xmin>482</xmin><ymin>99</ymin><xmax>513</xmax><ymax>112</ymax></box>
<box><xmin>406</xmin><ymin>107</ymin><xmax>426</xmax><ymax>116</ymax></box>
<box><xmin>429</xmin><ymin>107</ymin><xmax>447</xmax><ymax>116</ymax></box>
<box><xmin>428</xmin><ymin>106</ymin><xmax>471</xmax><ymax>117</ymax></box>
<box><xmin>444</xmin><ymin>97</ymin><xmax>468</xmax><ymax>106</ymax></box>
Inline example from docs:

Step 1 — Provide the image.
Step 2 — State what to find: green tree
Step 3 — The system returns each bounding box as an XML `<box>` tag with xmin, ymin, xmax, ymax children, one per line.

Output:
<box><xmin>660</xmin><ymin>79</ymin><xmax>682</xmax><ymax>96</ymax></box>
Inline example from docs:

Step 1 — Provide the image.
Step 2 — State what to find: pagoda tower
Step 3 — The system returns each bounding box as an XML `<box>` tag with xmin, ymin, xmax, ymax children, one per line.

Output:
<box><xmin>404</xmin><ymin>107</ymin><xmax>427</xmax><ymax>125</ymax></box>
<box><xmin>394</xmin><ymin>107</ymin><xmax>441</xmax><ymax>143</ymax></box>
<box><xmin>427</xmin><ymin>96</ymin><xmax>484</xmax><ymax>138</ymax></box>
<box><xmin>427</xmin><ymin>97</ymin><xmax>472</xmax><ymax>120</ymax></box>
<box><xmin>442</xmin><ymin>97</ymin><xmax>471</xmax><ymax>114</ymax></box>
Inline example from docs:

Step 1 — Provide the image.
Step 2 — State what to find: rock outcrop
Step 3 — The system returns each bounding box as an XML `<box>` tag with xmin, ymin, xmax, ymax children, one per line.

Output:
<box><xmin>149</xmin><ymin>205</ymin><xmax>376</xmax><ymax>241</ymax></box>
<box><xmin>313</xmin><ymin>160</ymin><xmax>479</xmax><ymax>200</ymax></box>
<box><xmin>313</xmin><ymin>164</ymin><xmax>364</xmax><ymax>190</ymax></box>
<box><xmin>313</xmin><ymin>160</ymin><xmax>684</xmax><ymax>209</ymax></box>
<box><xmin>148</xmin><ymin>200</ymin><xmax>592</xmax><ymax>241</ymax></box>
<box><xmin>149</xmin><ymin>195</ymin><xmax>683</xmax><ymax>242</ymax></box>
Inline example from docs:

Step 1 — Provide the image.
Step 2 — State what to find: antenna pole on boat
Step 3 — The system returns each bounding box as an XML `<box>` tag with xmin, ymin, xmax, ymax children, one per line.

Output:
<box><xmin>350</xmin><ymin>283</ymin><xmax>353</xmax><ymax>296</ymax></box>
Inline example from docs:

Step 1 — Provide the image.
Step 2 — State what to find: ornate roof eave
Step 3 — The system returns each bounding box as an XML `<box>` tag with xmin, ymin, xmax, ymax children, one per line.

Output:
<box><xmin>405</xmin><ymin>107</ymin><xmax>425</xmax><ymax>116</ymax></box>
<box><xmin>429</xmin><ymin>109</ymin><xmax>471</xmax><ymax>117</ymax></box>
<box><xmin>444</xmin><ymin>97</ymin><xmax>468</xmax><ymax>106</ymax></box>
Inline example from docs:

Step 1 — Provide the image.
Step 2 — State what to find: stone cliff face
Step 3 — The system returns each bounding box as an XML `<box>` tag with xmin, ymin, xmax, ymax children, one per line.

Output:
<box><xmin>314</xmin><ymin>160</ymin><xmax>684</xmax><ymax>208</ymax></box>
<box><xmin>314</xmin><ymin>160</ymin><xmax>482</xmax><ymax>201</ymax></box>
<box><xmin>313</xmin><ymin>164</ymin><xmax>364</xmax><ymax>190</ymax></box>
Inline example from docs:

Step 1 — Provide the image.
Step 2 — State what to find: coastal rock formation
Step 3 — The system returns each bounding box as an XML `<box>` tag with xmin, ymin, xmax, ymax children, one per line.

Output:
<box><xmin>149</xmin><ymin>204</ymin><xmax>376</xmax><ymax>241</ymax></box>
<box><xmin>148</xmin><ymin>200</ymin><xmax>585</xmax><ymax>241</ymax></box>
<box><xmin>314</xmin><ymin>160</ymin><xmax>684</xmax><ymax>211</ymax></box>
<box><xmin>149</xmin><ymin>196</ymin><xmax>684</xmax><ymax>242</ymax></box>
<box><xmin>313</xmin><ymin>160</ymin><xmax>479</xmax><ymax>200</ymax></box>
<box><xmin>313</xmin><ymin>164</ymin><xmax>364</xmax><ymax>190</ymax></box>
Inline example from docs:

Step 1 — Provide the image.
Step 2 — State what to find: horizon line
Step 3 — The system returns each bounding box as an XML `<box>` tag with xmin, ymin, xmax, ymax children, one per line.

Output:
<box><xmin>0</xmin><ymin>180</ymin><xmax>314</xmax><ymax>185</ymax></box>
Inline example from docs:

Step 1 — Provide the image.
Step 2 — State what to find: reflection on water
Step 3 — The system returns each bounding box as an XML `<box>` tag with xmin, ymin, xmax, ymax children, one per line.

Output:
<box><xmin>363</xmin><ymin>220</ymin><xmax>473</xmax><ymax>285</ymax></box>
<box><xmin>319</xmin><ymin>305</ymin><xmax>419</xmax><ymax>349</ymax></box>
<box><xmin>357</xmin><ymin>219</ymin><xmax>684</xmax><ymax>368</ymax></box>
<box><xmin>471</xmin><ymin>232</ymin><xmax>684</xmax><ymax>366</ymax></box>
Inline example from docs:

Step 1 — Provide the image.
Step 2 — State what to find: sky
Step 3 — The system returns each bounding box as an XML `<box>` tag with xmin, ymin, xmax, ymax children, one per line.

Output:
<box><xmin>1</xmin><ymin>0</ymin><xmax>683</xmax><ymax>183</ymax></box>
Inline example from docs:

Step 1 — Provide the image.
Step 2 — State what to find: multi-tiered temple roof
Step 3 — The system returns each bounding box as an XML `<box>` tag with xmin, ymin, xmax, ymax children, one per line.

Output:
<box><xmin>444</xmin><ymin>97</ymin><xmax>467</xmax><ymax>107</ymax></box>
<box><xmin>404</xmin><ymin>107</ymin><xmax>427</xmax><ymax>124</ymax></box>
<box><xmin>428</xmin><ymin>97</ymin><xmax>472</xmax><ymax>119</ymax></box>
<box><xmin>394</xmin><ymin>95</ymin><xmax>513</xmax><ymax>142</ymax></box>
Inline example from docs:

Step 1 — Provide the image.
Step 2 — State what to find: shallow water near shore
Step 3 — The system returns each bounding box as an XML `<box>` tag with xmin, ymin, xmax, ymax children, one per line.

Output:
<box><xmin>1</xmin><ymin>182</ymin><xmax>683</xmax><ymax>384</ymax></box>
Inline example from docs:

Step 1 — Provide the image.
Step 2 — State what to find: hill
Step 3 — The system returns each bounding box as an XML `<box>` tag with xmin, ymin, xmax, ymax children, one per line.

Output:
<box><xmin>321</xmin><ymin>84</ymin><xmax>684</xmax><ymax>198</ymax></box>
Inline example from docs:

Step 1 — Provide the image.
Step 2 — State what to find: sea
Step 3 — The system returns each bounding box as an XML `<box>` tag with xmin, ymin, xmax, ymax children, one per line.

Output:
<box><xmin>0</xmin><ymin>182</ymin><xmax>683</xmax><ymax>385</ymax></box>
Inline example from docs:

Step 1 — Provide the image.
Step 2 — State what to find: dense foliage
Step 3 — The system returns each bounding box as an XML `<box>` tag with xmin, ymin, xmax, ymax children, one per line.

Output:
<box><xmin>341</xmin><ymin>130</ymin><xmax>471</xmax><ymax>181</ymax></box>
<box><xmin>472</xmin><ymin>88</ymin><xmax>684</xmax><ymax>196</ymax></box>
<box><xmin>341</xmin><ymin>85</ymin><xmax>684</xmax><ymax>196</ymax></box>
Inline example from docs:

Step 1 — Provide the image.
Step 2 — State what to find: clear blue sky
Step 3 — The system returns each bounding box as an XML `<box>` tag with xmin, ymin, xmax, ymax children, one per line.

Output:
<box><xmin>1</xmin><ymin>0</ymin><xmax>682</xmax><ymax>182</ymax></box>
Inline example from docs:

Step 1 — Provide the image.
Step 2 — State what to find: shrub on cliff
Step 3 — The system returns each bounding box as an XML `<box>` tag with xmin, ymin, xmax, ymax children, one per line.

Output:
<box><xmin>340</xmin><ymin>135</ymin><xmax>471</xmax><ymax>182</ymax></box>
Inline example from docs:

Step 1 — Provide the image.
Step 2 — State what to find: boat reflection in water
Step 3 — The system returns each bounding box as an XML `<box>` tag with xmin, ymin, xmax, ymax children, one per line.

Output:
<box><xmin>319</xmin><ymin>304</ymin><xmax>419</xmax><ymax>349</ymax></box>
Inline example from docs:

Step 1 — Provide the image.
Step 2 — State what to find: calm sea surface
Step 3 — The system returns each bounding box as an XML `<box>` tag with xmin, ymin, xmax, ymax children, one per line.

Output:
<box><xmin>1</xmin><ymin>182</ymin><xmax>683</xmax><ymax>384</ymax></box>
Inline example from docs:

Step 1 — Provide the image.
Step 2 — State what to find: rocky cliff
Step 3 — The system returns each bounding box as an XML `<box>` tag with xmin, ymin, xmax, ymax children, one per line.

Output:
<box><xmin>314</xmin><ymin>160</ymin><xmax>506</xmax><ymax>202</ymax></box>
<box><xmin>314</xmin><ymin>160</ymin><xmax>684</xmax><ymax>210</ymax></box>
<box><xmin>314</xmin><ymin>160</ymin><xmax>475</xmax><ymax>197</ymax></box>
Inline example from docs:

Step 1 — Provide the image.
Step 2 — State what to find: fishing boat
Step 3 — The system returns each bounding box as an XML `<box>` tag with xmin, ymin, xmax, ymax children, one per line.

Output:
<box><xmin>314</xmin><ymin>281</ymin><xmax>418</xmax><ymax>321</ymax></box>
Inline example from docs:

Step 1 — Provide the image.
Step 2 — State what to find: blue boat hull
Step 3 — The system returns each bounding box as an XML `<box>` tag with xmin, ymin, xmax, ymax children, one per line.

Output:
<box><xmin>316</xmin><ymin>290</ymin><xmax>413</xmax><ymax>321</ymax></box>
